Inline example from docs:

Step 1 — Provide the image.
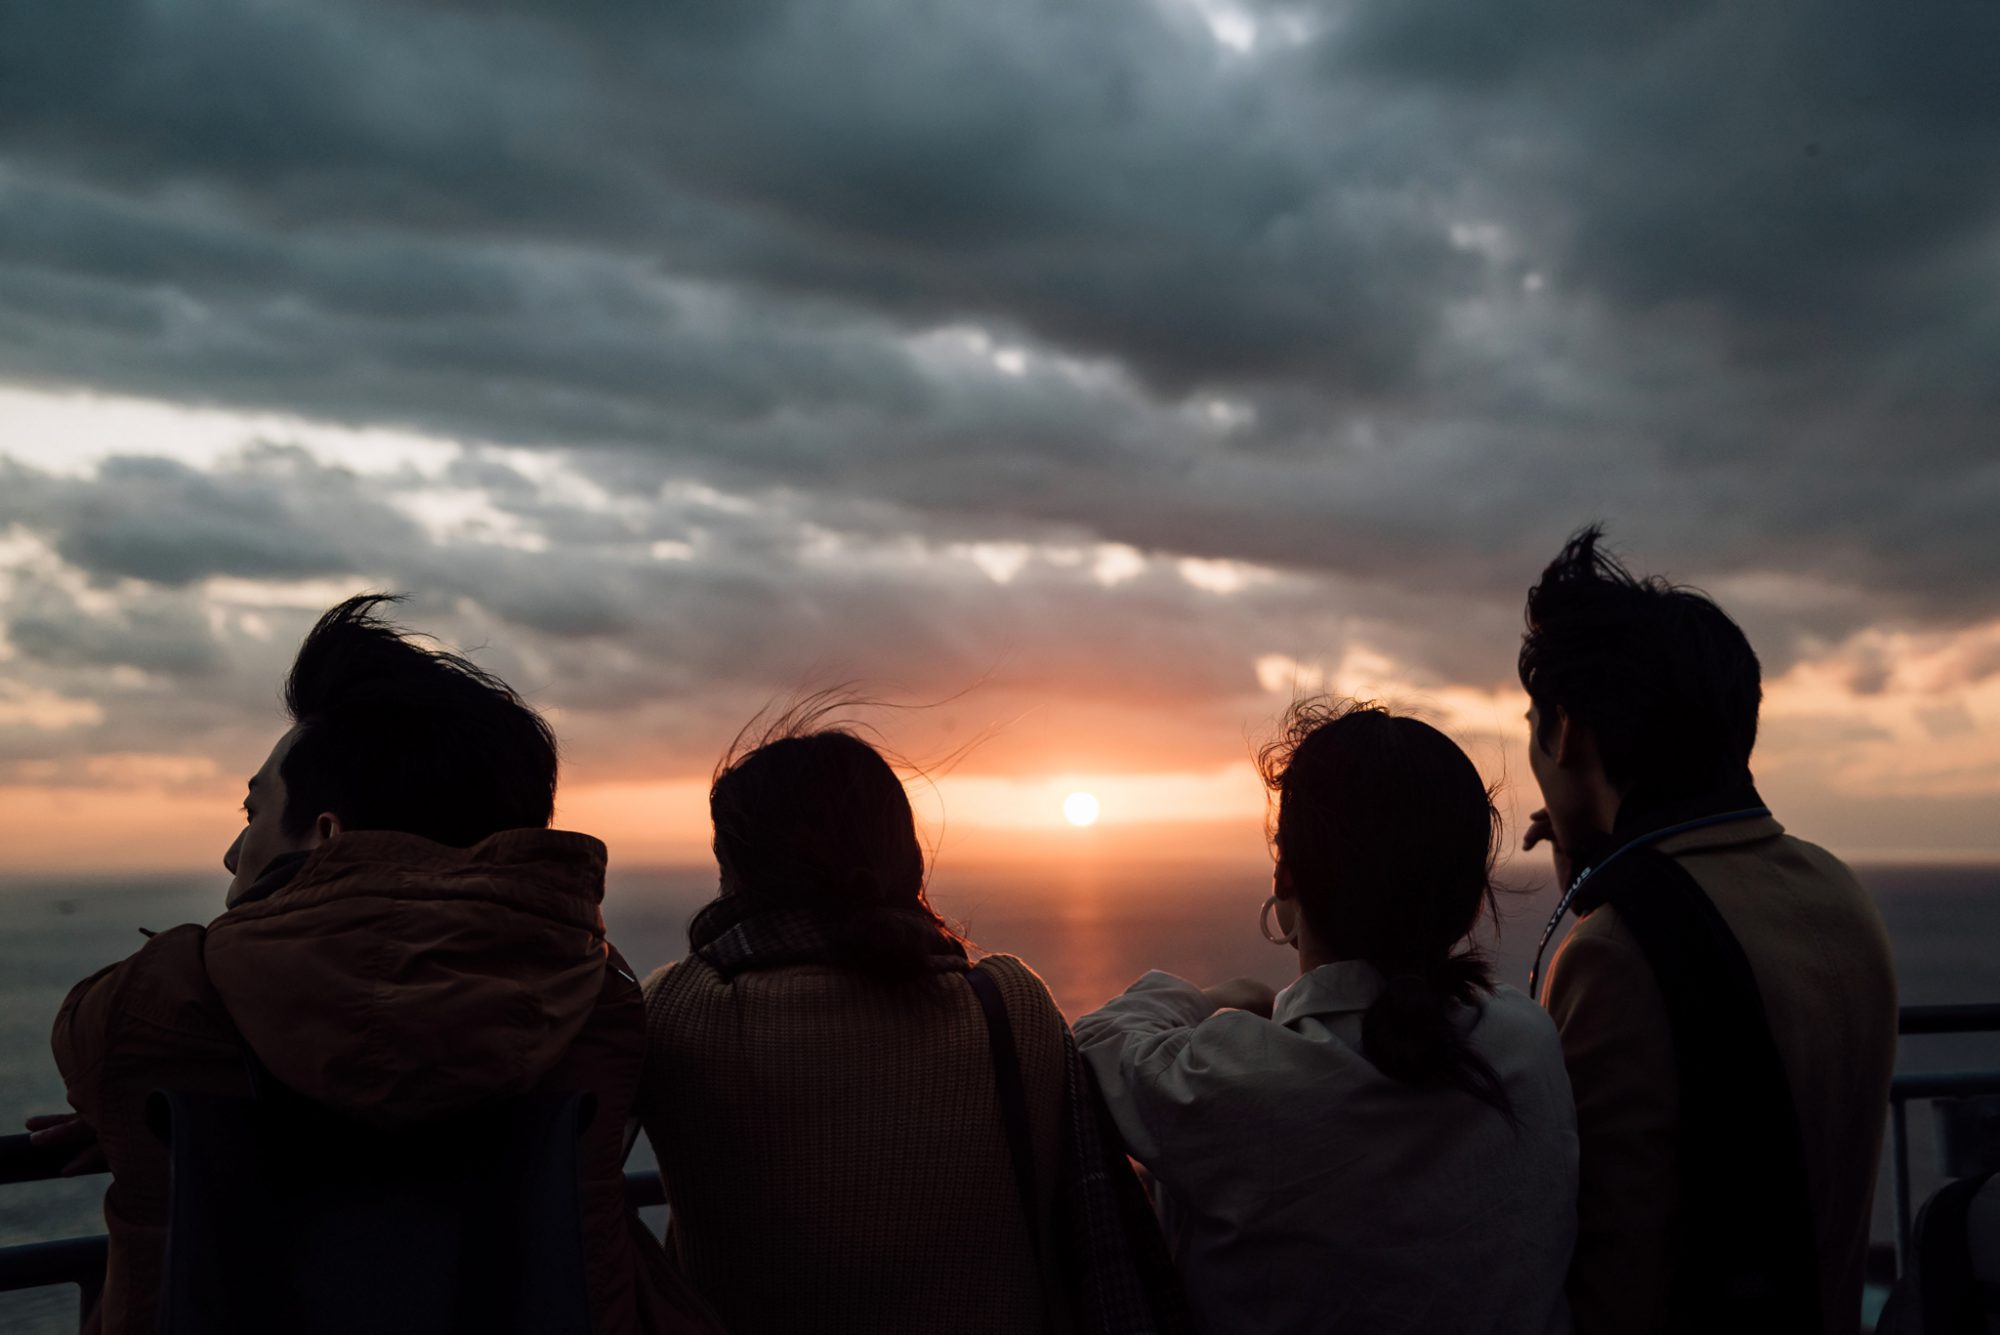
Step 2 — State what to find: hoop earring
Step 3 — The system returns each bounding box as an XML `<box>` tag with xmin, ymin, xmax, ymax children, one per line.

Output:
<box><xmin>1261</xmin><ymin>894</ymin><xmax>1299</xmax><ymax>947</ymax></box>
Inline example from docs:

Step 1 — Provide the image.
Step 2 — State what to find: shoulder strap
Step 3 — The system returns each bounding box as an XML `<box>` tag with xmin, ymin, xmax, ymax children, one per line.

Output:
<box><xmin>966</xmin><ymin>963</ymin><xmax>1058</xmax><ymax>1333</ymax></box>
<box><xmin>1595</xmin><ymin>847</ymin><xmax>1821</xmax><ymax>1334</ymax></box>
<box><xmin>967</xmin><ymin>964</ymin><xmax>1043</xmax><ymax>1254</ymax></box>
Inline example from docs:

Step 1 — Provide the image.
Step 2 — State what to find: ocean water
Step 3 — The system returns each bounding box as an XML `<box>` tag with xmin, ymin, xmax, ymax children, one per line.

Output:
<box><xmin>2</xmin><ymin>859</ymin><xmax>1997</xmax><ymax>1331</ymax></box>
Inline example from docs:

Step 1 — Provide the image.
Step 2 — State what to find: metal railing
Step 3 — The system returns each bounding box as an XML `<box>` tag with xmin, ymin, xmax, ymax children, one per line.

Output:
<box><xmin>0</xmin><ymin>1133</ymin><xmax>666</xmax><ymax>1325</ymax></box>
<box><xmin>6</xmin><ymin>1004</ymin><xmax>1998</xmax><ymax>1327</ymax></box>
<box><xmin>1885</xmin><ymin>1003</ymin><xmax>2000</xmax><ymax>1273</ymax></box>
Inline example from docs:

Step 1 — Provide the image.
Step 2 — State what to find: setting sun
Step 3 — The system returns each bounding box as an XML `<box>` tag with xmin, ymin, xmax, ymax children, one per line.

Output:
<box><xmin>1063</xmin><ymin>791</ymin><xmax>1101</xmax><ymax>827</ymax></box>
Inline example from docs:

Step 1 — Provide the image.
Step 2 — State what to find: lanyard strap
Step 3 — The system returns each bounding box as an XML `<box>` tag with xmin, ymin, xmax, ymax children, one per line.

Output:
<box><xmin>1526</xmin><ymin>807</ymin><xmax>1771</xmax><ymax>1002</ymax></box>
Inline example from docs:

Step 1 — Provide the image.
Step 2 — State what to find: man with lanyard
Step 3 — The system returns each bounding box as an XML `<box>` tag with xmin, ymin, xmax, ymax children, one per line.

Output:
<box><xmin>1519</xmin><ymin>527</ymin><xmax>1897</xmax><ymax>1335</ymax></box>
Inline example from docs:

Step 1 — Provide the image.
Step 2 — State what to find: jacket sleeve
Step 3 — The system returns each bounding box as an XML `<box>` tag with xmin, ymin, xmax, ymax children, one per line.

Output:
<box><xmin>1073</xmin><ymin>971</ymin><xmax>1227</xmax><ymax>1166</ymax></box>
<box><xmin>1545</xmin><ymin>914</ymin><xmax>1679</xmax><ymax>1335</ymax></box>
<box><xmin>51</xmin><ymin>956</ymin><xmax>134</xmax><ymax>1127</ymax></box>
<box><xmin>52</xmin><ymin>926</ymin><xmax>246</xmax><ymax>1129</ymax></box>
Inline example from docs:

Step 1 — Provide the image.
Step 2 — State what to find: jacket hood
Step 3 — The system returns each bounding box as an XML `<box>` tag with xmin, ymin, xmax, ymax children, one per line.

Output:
<box><xmin>204</xmin><ymin>828</ymin><xmax>614</xmax><ymax>1127</ymax></box>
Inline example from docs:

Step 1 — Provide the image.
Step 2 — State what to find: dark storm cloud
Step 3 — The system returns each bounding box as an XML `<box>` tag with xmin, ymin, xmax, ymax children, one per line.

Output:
<box><xmin>0</xmin><ymin>0</ymin><xmax>1459</xmax><ymax>393</ymax></box>
<box><xmin>1</xmin><ymin>0</ymin><xmax>1997</xmax><ymax>681</ymax></box>
<box><xmin>0</xmin><ymin>449</ymin><xmax>425</xmax><ymax>586</ymax></box>
<box><xmin>4</xmin><ymin>586</ymin><xmax>225</xmax><ymax>678</ymax></box>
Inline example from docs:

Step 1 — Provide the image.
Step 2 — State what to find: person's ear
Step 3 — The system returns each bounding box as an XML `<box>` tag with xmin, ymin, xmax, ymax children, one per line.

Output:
<box><xmin>1553</xmin><ymin>708</ymin><xmax>1611</xmax><ymax>783</ymax></box>
<box><xmin>1551</xmin><ymin>707</ymin><xmax>1582</xmax><ymax>767</ymax></box>
<box><xmin>1273</xmin><ymin>861</ymin><xmax>1296</xmax><ymax>902</ymax></box>
<box><xmin>312</xmin><ymin>812</ymin><xmax>343</xmax><ymax>846</ymax></box>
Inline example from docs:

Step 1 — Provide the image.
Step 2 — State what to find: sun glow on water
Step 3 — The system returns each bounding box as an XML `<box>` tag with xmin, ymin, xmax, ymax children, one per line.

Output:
<box><xmin>1063</xmin><ymin>791</ymin><xmax>1101</xmax><ymax>827</ymax></box>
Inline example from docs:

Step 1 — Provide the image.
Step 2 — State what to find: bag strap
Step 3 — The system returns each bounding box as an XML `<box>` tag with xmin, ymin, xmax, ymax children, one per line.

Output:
<box><xmin>965</xmin><ymin>963</ymin><xmax>1055</xmax><ymax>1330</ymax></box>
<box><xmin>967</xmin><ymin>965</ymin><xmax>1042</xmax><ymax>1252</ymax></box>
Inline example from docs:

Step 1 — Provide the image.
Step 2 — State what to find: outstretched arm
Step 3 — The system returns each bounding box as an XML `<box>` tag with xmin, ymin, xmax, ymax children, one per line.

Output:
<box><xmin>1074</xmin><ymin>972</ymin><xmax>1270</xmax><ymax>1167</ymax></box>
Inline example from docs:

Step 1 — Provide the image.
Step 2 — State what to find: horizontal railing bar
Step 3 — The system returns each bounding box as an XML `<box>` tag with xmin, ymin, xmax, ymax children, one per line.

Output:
<box><xmin>0</xmin><ymin>1178</ymin><xmax>662</xmax><ymax>1300</ymax></box>
<box><xmin>0</xmin><ymin>1134</ymin><xmax>87</xmax><ymax>1188</ymax></box>
<box><xmin>1898</xmin><ymin>1004</ymin><xmax>2000</xmax><ymax>1035</ymax></box>
<box><xmin>0</xmin><ymin>1234</ymin><xmax>106</xmax><ymax>1297</ymax></box>
<box><xmin>1891</xmin><ymin>1071</ymin><xmax>2000</xmax><ymax>1102</ymax></box>
<box><xmin>2</xmin><ymin>1131</ymin><xmax>671</xmax><ymax>1206</ymax></box>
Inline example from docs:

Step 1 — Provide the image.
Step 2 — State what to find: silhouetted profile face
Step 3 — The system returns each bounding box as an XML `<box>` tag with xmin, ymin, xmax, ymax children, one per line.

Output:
<box><xmin>221</xmin><ymin>593</ymin><xmax>559</xmax><ymax>908</ymax></box>
<box><xmin>1525</xmin><ymin>699</ymin><xmax>1604</xmax><ymax>863</ymax></box>
<box><xmin>223</xmin><ymin>729</ymin><xmax>331</xmax><ymax>907</ymax></box>
<box><xmin>1519</xmin><ymin>526</ymin><xmax>1763</xmax><ymax>849</ymax></box>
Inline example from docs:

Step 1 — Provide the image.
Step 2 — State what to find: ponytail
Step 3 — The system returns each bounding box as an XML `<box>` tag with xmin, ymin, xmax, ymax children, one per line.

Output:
<box><xmin>1360</xmin><ymin>953</ymin><xmax>1518</xmax><ymax>1127</ymax></box>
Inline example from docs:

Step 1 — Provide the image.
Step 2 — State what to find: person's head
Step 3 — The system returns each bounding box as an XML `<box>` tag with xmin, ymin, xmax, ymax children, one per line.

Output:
<box><xmin>1519</xmin><ymin>526</ymin><xmax>1762</xmax><ymax>848</ymax></box>
<box><xmin>1260</xmin><ymin>699</ymin><xmax>1513</xmax><ymax>1119</ymax></box>
<box><xmin>694</xmin><ymin>720</ymin><xmax>959</xmax><ymax>979</ymax></box>
<box><xmin>224</xmin><ymin>595</ymin><xmax>558</xmax><ymax>904</ymax></box>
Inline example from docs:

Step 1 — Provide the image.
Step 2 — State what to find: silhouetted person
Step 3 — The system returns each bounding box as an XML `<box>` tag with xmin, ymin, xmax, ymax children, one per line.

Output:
<box><xmin>1076</xmin><ymin>702</ymin><xmax>1578</xmax><ymax>1334</ymax></box>
<box><xmin>31</xmin><ymin>596</ymin><xmax>698</xmax><ymax>1335</ymax></box>
<box><xmin>636</xmin><ymin>716</ymin><xmax>1182</xmax><ymax>1334</ymax></box>
<box><xmin>1520</xmin><ymin>528</ymin><xmax>1897</xmax><ymax>1335</ymax></box>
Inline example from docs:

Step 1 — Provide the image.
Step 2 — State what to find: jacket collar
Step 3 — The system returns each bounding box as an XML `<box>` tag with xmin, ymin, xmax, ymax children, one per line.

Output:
<box><xmin>232</xmin><ymin>849</ymin><xmax>314</xmax><ymax>908</ymax></box>
<box><xmin>1273</xmin><ymin>960</ymin><xmax>1386</xmax><ymax>1026</ymax></box>
<box><xmin>221</xmin><ymin>827</ymin><xmax>610</xmax><ymax>934</ymax></box>
<box><xmin>1611</xmin><ymin>775</ymin><xmax>1767</xmax><ymax>844</ymax></box>
<box><xmin>1567</xmin><ymin>775</ymin><xmax>1772</xmax><ymax>872</ymax></box>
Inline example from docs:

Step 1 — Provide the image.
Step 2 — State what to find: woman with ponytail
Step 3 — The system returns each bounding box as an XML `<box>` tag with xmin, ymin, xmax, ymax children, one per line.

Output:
<box><xmin>1075</xmin><ymin>700</ymin><xmax>1578</xmax><ymax>1334</ymax></box>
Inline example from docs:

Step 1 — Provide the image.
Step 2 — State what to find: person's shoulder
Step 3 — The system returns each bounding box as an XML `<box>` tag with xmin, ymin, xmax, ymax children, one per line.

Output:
<box><xmin>59</xmin><ymin>922</ymin><xmax>232</xmax><ymax>1056</ymax></box>
<box><xmin>110</xmin><ymin>923</ymin><xmax>218</xmax><ymax>1002</ymax></box>
<box><xmin>1544</xmin><ymin>905</ymin><xmax>1665</xmax><ymax>1026</ymax></box>
<box><xmin>1768</xmin><ymin>830</ymin><xmax>1868</xmax><ymax>892</ymax></box>
<box><xmin>1483</xmin><ymin>982</ymin><xmax>1559</xmax><ymax>1027</ymax></box>
<box><xmin>638</xmin><ymin>956</ymin><xmax>729</xmax><ymax>1018</ymax></box>
<box><xmin>972</xmin><ymin>953</ymin><xmax>1064</xmax><ymax>1030</ymax></box>
<box><xmin>1676</xmin><ymin>820</ymin><xmax>1866</xmax><ymax>899</ymax></box>
<box><xmin>1566</xmin><ymin>899</ymin><xmax>1648</xmax><ymax>955</ymax></box>
<box><xmin>1476</xmin><ymin>983</ymin><xmax>1567</xmax><ymax>1052</ymax></box>
<box><xmin>639</xmin><ymin>961</ymin><xmax>676</xmax><ymax>999</ymax></box>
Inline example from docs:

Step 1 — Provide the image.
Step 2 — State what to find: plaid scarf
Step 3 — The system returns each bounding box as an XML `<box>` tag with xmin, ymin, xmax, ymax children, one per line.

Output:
<box><xmin>690</xmin><ymin>902</ymin><xmax>1189</xmax><ymax>1335</ymax></box>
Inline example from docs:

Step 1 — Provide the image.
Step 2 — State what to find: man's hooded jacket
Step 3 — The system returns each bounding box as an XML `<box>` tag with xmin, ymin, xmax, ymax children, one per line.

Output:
<box><xmin>52</xmin><ymin>828</ymin><xmax>699</xmax><ymax>1335</ymax></box>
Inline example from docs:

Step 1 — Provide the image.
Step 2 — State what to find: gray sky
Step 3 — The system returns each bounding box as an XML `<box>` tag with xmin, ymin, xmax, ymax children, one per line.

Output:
<box><xmin>1</xmin><ymin>0</ymin><xmax>1996</xmax><ymax>866</ymax></box>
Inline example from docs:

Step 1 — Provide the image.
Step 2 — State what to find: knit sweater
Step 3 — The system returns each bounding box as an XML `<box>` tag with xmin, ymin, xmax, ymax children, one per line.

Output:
<box><xmin>640</xmin><ymin>952</ymin><xmax>1070</xmax><ymax>1335</ymax></box>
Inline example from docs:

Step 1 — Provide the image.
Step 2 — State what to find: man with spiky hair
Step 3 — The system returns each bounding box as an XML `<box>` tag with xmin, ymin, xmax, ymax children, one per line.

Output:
<box><xmin>1519</xmin><ymin>528</ymin><xmax>1897</xmax><ymax>1335</ymax></box>
<box><xmin>30</xmin><ymin>596</ymin><xmax>702</xmax><ymax>1335</ymax></box>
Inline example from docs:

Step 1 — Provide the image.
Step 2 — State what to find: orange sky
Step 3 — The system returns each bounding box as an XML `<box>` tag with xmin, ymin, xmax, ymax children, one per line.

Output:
<box><xmin>5</xmin><ymin>639</ymin><xmax>1997</xmax><ymax>879</ymax></box>
<box><xmin>1</xmin><ymin>391</ymin><xmax>1997</xmax><ymax>878</ymax></box>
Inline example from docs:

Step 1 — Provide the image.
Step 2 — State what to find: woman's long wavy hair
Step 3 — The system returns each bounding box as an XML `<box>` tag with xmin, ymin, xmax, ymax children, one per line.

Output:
<box><xmin>1259</xmin><ymin>699</ymin><xmax>1516</xmax><ymax>1124</ymax></box>
<box><xmin>688</xmin><ymin>695</ymin><xmax>963</xmax><ymax>981</ymax></box>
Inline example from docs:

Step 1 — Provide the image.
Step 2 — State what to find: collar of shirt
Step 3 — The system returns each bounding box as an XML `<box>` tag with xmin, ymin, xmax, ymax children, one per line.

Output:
<box><xmin>1272</xmin><ymin>959</ymin><xmax>1387</xmax><ymax>1027</ymax></box>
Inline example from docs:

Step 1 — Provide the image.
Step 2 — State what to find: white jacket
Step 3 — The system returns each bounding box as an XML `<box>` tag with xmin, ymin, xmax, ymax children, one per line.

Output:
<box><xmin>1076</xmin><ymin>962</ymin><xmax>1579</xmax><ymax>1335</ymax></box>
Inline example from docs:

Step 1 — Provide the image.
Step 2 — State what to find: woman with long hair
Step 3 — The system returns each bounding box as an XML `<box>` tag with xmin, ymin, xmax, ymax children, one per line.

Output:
<box><xmin>637</xmin><ymin>705</ymin><xmax>1183</xmax><ymax>1335</ymax></box>
<box><xmin>1075</xmin><ymin>701</ymin><xmax>1577</xmax><ymax>1334</ymax></box>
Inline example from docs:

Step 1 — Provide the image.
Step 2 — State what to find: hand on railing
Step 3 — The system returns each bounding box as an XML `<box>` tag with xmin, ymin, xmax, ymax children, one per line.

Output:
<box><xmin>23</xmin><ymin>1114</ymin><xmax>107</xmax><ymax>1177</ymax></box>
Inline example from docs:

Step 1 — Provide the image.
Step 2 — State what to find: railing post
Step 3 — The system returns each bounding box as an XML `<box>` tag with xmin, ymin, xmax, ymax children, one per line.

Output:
<box><xmin>1891</xmin><ymin>1096</ymin><xmax>1912</xmax><ymax>1275</ymax></box>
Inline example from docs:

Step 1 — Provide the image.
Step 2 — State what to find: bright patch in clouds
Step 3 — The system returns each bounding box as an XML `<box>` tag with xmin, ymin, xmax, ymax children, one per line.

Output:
<box><xmin>0</xmin><ymin>386</ymin><xmax>463</xmax><ymax>479</ymax></box>
<box><xmin>0</xmin><ymin>680</ymin><xmax>103</xmax><ymax>731</ymax></box>
<box><xmin>1063</xmin><ymin>791</ymin><xmax>1101</xmax><ymax>827</ymax></box>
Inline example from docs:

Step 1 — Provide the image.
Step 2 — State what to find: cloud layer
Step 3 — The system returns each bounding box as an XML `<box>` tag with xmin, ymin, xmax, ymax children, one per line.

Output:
<box><xmin>1</xmin><ymin>0</ymin><xmax>1997</xmax><ymax>856</ymax></box>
